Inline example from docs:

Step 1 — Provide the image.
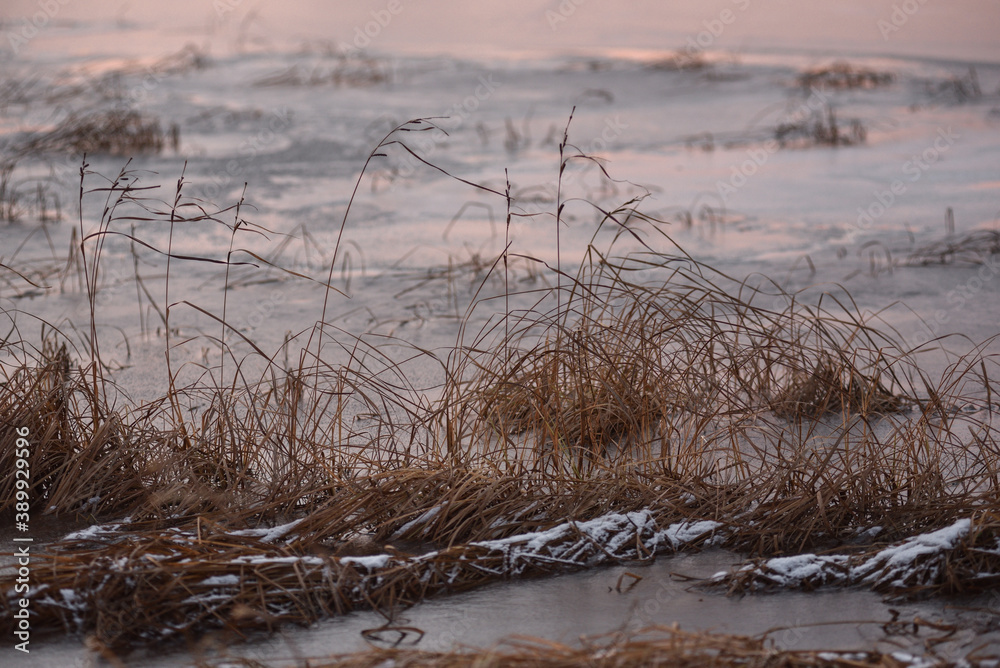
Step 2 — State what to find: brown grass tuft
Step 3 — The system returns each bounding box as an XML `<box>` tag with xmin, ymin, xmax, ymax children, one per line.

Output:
<box><xmin>772</xmin><ymin>354</ymin><xmax>902</xmax><ymax>419</ymax></box>
<box><xmin>906</xmin><ymin>228</ymin><xmax>1000</xmax><ymax>266</ymax></box>
<box><xmin>0</xmin><ymin>341</ymin><xmax>149</xmax><ymax>517</ymax></box>
<box><xmin>16</xmin><ymin>109</ymin><xmax>177</xmax><ymax>157</ymax></box>
<box><xmin>775</xmin><ymin>105</ymin><xmax>866</xmax><ymax>147</ymax></box>
<box><xmin>798</xmin><ymin>62</ymin><xmax>894</xmax><ymax>90</ymax></box>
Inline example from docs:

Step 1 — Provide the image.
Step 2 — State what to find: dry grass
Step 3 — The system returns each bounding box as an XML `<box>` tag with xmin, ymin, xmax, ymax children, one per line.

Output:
<box><xmin>254</xmin><ymin>54</ymin><xmax>391</xmax><ymax>88</ymax></box>
<box><xmin>442</xmin><ymin>216</ymin><xmax>918</xmax><ymax>483</ymax></box>
<box><xmin>0</xmin><ymin>117</ymin><xmax>998</xmax><ymax>651</ymax></box>
<box><xmin>906</xmin><ymin>228</ymin><xmax>1000</xmax><ymax>266</ymax></box>
<box><xmin>798</xmin><ymin>62</ymin><xmax>894</xmax><ymax>91</ymax></box>
<box><xmin>771</xmin><ymin>354</ymin><xmax>902</xmax><ymax>419</ymax></box>
<box><xmin>0</xmin><ymin>340</ymin><xmax>149</xmax><ymax>518</ymax></box>
<box><xmin>710</xmin><ymin>512</ymin><xmax>1000</xmax><ymax>599</ymax></box>
<box><xmin>774</xmin><ymin>105</ymin><xmax>866</xmax><ymax>147</ymax></box>
<box><xmin>0</xmin><ymin>45</ymin><xmax>205</xmax><ymax>128</ymax></box>
<box><xmin>12</xmin><ymin>108</ymin><xmax>178</xmax><ymax>157</ymax></box>
<box><xmin>0</xmin><ymin>155</ymin><xmax>65</xmax><ymax>224</ymax></box>
<box><xmin>0</xmin><ymin>481</ymin><xmax>721</xmax><ymax>647</ymax></box>
<box><xmin>924</xmin><ymin>67</ymin><xmax>983</xmax><ymax>105</ymax></box>
<box><xmin>705</xmin><ymin>104</ymin><xmax>868</xmax><ymax>151</ymax></box>
<box><xmin>645</xmin><ymin>50</ymin><xmax>709</xmax><ymax>72</ymax></box>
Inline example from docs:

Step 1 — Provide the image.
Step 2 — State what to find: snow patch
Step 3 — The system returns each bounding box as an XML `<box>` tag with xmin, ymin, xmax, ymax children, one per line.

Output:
<box><xmin>341</xmin><ymin>554</ymin><xmax>391</xmax><ymax>570</ymax></box>
<box><xmin>230</xmin><ymin>519</ymin><xmax>303</xmax><ymax>543</ymax></box>
<box><xmin>717</xmin><ymin>517</ymin><xmax>978</xmax><ymax>592</ymax></box>
<box><xmin>661</xmin><ymin>520</ymin><xmax>721</xmax><ymax>548</ymax></box>
<box><xmin>391</xmin><ymin>505</ymin><xmax>444</xmax><ymax>538</ymax></box>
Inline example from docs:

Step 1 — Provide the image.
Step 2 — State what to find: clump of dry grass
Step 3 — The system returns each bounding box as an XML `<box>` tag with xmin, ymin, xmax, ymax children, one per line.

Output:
<box><xmin>772</xmin><ymin>354</ymin><xmax>902</xmax><ymax>419</ymax></box>
<box><xmin>0</xmin><ymin>73</ymin><xmax>45</xmax><ymax>110</ymax></box>
<box><xmin>0</xmin><ymin>45</ymin><xmax>206</xmax><ymax>120</ymax></box>
<box><xmin>775</xmin><ymin>105</ymin><xmax>866</xmax><ymax>147</ymax></box>
<box><xmin>645</xmin><ymin>50</ymin><xmax>709</xmax><ymax>72</ymax></box>
<box><xmin>0</xmin><ymin>161</ymin><xmax>348</xmax><ymax>520</ymax></box>
<box><xmin>0</xmin><ymin>331</ymin><xmax>322</xmax><ymax>521</ymax></box>
<box><xmin>712</xmin><ymin>105</ymin><xmax>867</xmax><ymax>151</ymax></box>
<box><xmin>254</xmin><ymin>54</ymin><xmax>391</xmax><ymax>88</ymax></box>
<box><xmin>445</xmin><ymin>230</ymin><xmax>910</xmax><ymax>479</ymax></box>
<box><xmin>924</xmin><ymin>67</ymin><xmax>982</xmax><ymax>105</ymax></box>
<box><xmin>906</xmin><ymin>228</ymin><xmax>1000</xmax><ymax>266</ymax></box>
<box><xmin>14</xmin><ymin>108</ymin><xmax>178</xmax><ymax>157</ymax></box>
<box><xmin>798</xmin><ymin>62</ymin><xmax>894</xmax><ymax>90</ymax></box>
<box><xmin>0</xmin><ymin>340</ymin><xmax>149</xmax><ymax>517</ymax></box>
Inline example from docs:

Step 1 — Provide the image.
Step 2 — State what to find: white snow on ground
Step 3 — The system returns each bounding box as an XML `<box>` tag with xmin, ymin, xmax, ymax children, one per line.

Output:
<box><xmin>230</xmin><ymin>555</ymin><xmax>327</xmax><ymax>566</ymax></box>
<box><xmin>663</xmin><ymin>519</ymin><xmax>724</xmax><ymax>548</ymax></box>
<box><xmin>890</xmin><ymin>652</ymin><xmax>941</xmax><ymax>668</ymax></box>
<box><xmin>469</xmin><ymin>511</ymin><xmax>720</xmax><ymax>567</ymax></box>
<box><xmin>60</xmin><ymin>518</ymin><xmax>132</xmax><ymax>541</ymax></box>
<box><xmin>711</xmin><ymin>517</ymin><xmax>986</xmax><ymax>592</ymax></box>
<box><xmin>817</xmin><ymin>653</ymin><xmax>873</xmax><ymax>662</ymax></box>
<box><xmin>814</xmin><ymin>652</ymin><xmax>949</xmax><ymax>668</ymax></box>
<box><xmin>390</xmin><ymin>504</ymin><xmax>444</xmax><ymax>538</ymax></box>
<box><xmin>229</xmin><ymin>519</ymin><xmax>303</xmax><ymax>543</ymax></box>
<box><xmin>30</xmin><ymin>509</ymin><xmax>723</xmax><ymax>613</ymax></box>
<box><xmin>747</xmin><ymin>553</ymin><xmax>850</xmax><ymax>588</ymax></box>
<box><xmin>20</xmin><ymin>508</ymin><xmax>1000</xmax><ymax>663</ymax></box>
<box><xmin>154</xmin><ymin>510</ymin><xmax>724</xmax><ymax>613</ymax></box>
<box><xmin>854</xmin><ymin>518</ymin><xmax>972</xmax><ymax>588</ymax></box>
<box><xmin>340</xmin><ymin>554</ymin><xmax>391</xmax><ymax>570</ymax></box>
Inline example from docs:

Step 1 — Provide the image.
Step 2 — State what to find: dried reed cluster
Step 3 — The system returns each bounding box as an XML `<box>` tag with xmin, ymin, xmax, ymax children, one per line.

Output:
<box><xmin>0</xmin><ymin>116</ymin><xmax>997</xmax><ymax>658</ymax></box>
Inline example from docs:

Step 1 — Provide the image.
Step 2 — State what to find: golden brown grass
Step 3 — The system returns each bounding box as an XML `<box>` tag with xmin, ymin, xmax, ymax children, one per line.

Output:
<box><xmin>1</xmin><ymin>118</ymin><xmax>998</xmax><ymax>651</ymax></box>
<box><xmin>0</xmin><ymin>340</ymin><xmax>147</xmax><ymax>517</ymax></box>
<box><xmin>772</xmin><ymin>354</ymin><xmax>902</xmax><ymax>419</ymax></box>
